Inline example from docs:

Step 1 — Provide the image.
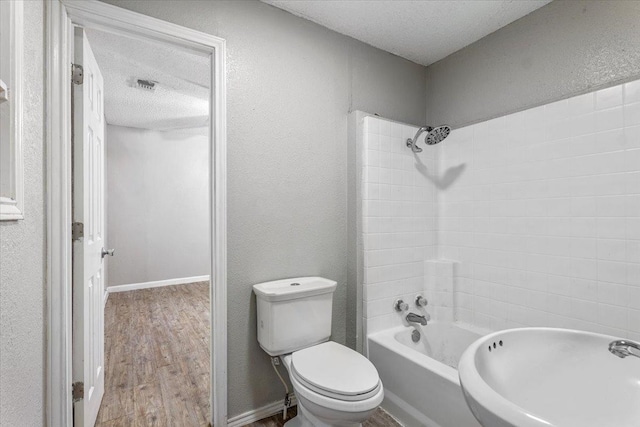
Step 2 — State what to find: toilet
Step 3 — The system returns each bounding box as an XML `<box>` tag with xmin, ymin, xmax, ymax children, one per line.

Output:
<box><xmin>253</xmin><ymin>277</ymin><xmax>384</xmax><ymax>427</ymax></box>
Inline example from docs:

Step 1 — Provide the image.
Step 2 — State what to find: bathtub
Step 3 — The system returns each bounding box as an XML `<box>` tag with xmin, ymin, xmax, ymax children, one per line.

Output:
<box><xmin>368</xmin><ymin>322</ymin><xmax>485</xmax><ymax>427</ymax></box>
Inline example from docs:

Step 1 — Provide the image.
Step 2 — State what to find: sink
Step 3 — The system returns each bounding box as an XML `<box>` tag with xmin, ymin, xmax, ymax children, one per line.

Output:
<box><xmin>458</xmin><ymin>328</ymin><xmax>640</xmax><ymax>427</ymax></box>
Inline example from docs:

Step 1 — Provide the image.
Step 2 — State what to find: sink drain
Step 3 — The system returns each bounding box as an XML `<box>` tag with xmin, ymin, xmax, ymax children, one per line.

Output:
<box><xmin>412</xmin><ymin>330</ymin><xmax>420</xmax><ymax>342</ymax></box>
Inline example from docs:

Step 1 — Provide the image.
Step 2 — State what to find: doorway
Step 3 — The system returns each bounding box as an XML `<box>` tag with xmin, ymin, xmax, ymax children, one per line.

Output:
<box><xmin>72</xmin><ymin>26</ymin><xmax>212</xmax><ymax>426</ymax></box>
<box><xmin>46</xmin><ymin>1</ymin><xmax>227</xmax><ymax>426</ymax></box>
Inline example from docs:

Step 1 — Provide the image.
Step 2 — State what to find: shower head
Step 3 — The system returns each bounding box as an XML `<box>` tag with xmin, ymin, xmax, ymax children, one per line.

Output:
<box><xmin>425</xmin><ymin>125</ymin><xmax>451</xmax><ymax>145</ymax></box>
<box><xmin>406</xmin><ymin>124</ymin><xmax>451</xmax><ymax>153</ymax></box>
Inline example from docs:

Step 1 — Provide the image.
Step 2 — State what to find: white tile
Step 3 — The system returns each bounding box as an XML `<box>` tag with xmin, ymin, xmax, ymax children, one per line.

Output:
<box><xmin>571</xmin><ymin>278</ymin><xmax>598</xmax><ymax>302</ymax></box>
<box><xmin>598</xmin><ymin>303</ymin><xmax>628</xmax><ymax>329</ymax></box>
<box><xmin>363</xmin><ymin>81</ymin><xmax>640</xmax><ymax>338</ymax></box>
<box><xmin>625</xmin><ymin>102</ymin><xmax>640</xmax><ymax>126</ymax></box>
<box><xmin>379</xmin><ymin>119</ymin><xmax>391</xmax><ymax>136</ymax></box>
<box><xmin>625</xmin><ymin>80</ymin><xmax>640</xmax><ymax>105</ymax></box>
<box><xmin>627</xmin><ymin>172</ymin><xmax>640</xmax><ymax>194</ymax></box>
<box><xmin>367</xmin><ymin>117</ymin><xmax>379</xmax><ymax>134</ymax></box>
<box><xmin>596</xmin><ymin>85</ymin><xmax>623</xmax><ymax>110</ymax></box>
<box><xmin>595</xmin><ymin>106</ymin><xmax>624</xmax><ymax>132</ymax></box>
<box><xmin>597</xmin><ymin>260</ymin><xmax>627</xmax><ymax>284</ymax></box>
<box><xmin>568</xmin><ymin>92</ymin><xmax>595</xmax><ymax>115</ymax></box>
<box><xmin>628</xmin><ymin>218</ymin><xmax>640</xmax><ymax>240</ymax></box>
<box><xmin>624</xmin><ymin>125</ymin><xmax>640</xmax><ymax>149</ymax></box>
<box><xmin>629</xmin><ymin>286</ymin><xmax>640</xmax><ymax>310</ymax></box>
<box><xmin>546</xmin><ymin>99</ymin><xmax>570</xmax><ymax>121</ymax></box>
<box><xmin>597</xmin><ymin>281</ymin><xmax>628</xmax><ymax>306</ymax></box>
<box><xmin>597</xmin><ymin>218</ymin><xmax>626</xmax><ymax>239</ymax></box>
<box><xmin>597</xmin><ymin>239</ymin><xmax>627</xmax><ymax>262</ymax></box>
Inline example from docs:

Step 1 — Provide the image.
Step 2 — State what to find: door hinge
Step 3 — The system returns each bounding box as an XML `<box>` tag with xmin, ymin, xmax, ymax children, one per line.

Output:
<box><xmin>72</xmin><ymin>381</ymin><xmax>84</xmax><ymax>402</ymax></box>
<box><xmin>71</xmin><ymin>64</ymin><xmax>84</xmax><ymax>85</ymax></box>
<box><xmin>72</xmin><ymin>222</ymin><xmax>84</xmax><ymax>241</ymax></box>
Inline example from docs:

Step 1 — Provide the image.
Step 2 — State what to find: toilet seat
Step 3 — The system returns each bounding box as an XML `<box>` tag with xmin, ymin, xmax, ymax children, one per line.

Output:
<box><xmin>285</xmin><ymin>354</ymin><xmax>384</xmax><ymax>415</ymax></box>
<box><xmin>290</xmin><ymin>341</ymin><xmax>382</xmax><ymax>402</ymax></box>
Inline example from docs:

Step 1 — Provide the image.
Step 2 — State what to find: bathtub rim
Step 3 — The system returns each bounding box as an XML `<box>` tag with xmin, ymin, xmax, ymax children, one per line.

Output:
<box><xmin>367</xmin><ymin>321</ymin><xmax>489</xmax><ymax>385</ymax></box>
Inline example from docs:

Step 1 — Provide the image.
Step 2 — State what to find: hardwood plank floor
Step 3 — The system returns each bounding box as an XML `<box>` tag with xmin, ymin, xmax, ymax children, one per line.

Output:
<box><xmin>97</xmin><ymin>282</ymin><xmax>210</xmax><ymax>427</ymax></box>
<box><xmin>246</xmin><ymin>406</ymin><xmax>402</xmax><ymax>427</ymax></box>
<box><xmin>97</xmin><ymin>283</ymin><xmax>401</xmax><ymax>427</ymax></box>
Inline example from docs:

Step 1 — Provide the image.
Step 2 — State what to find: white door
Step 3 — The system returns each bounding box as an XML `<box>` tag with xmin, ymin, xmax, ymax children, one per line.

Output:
<box><xmin>72</xmin><ymin>27</ymin><xmax>106</xmax><ymax>427</ymax></box>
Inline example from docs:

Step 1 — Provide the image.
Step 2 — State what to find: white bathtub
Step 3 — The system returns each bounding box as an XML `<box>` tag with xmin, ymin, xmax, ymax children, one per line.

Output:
<box><xmin>368</xmin><ymin>322</ymin><xmax>485</xmax><ymax>427</ymax></box>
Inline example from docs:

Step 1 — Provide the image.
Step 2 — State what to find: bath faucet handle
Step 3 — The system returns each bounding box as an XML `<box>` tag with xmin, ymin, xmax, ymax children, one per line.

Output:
<box><xmin>394</xmin><ymin>299</ymin><xmax>409</xmax><ymax>312</ymax></box>
<box><xmin>415</xmin><ymin>295</ymin><xmax>428</xmax><ymax>308</ymax></box>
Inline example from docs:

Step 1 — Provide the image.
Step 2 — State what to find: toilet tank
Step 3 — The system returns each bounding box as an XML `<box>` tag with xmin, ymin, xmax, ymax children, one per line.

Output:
<box><xmin>253</xmin><ymin>277</ymin><xmax>337</xmax><ymax>356</ymax></box>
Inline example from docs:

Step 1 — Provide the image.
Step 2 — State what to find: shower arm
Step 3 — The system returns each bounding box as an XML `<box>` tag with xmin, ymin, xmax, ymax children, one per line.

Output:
<box><xmin>406</xmin><ymin>126</ymin><xmax>432</xmax><ymax>153</ymax></box>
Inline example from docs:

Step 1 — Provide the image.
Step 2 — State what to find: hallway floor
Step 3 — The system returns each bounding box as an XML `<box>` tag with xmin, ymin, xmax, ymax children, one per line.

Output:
<box><xmin>97</xmin><ymin>282</ymin><xmax>210</xmax><ymax>427</ymax></box>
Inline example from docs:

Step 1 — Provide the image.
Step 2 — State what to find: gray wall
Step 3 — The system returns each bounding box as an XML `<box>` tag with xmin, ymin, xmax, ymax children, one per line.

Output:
<box><xmin>426</xmin><ymin>0</ymin><xmax>640</xmax><ymax>128</ymax></box>
<box><xmin>106</xmin><ymin>125</ymin><xmax>210</xmax><ymax>287</ymax></box>
<box><xmin>101</xmin><ymin>0</ymin><xmax>427</xmax><ymax>418</ymax></box>
<box><xmin>0</xmin><ymin>1</ymin><xmax>45</xmax><ymax>425</ymax></box>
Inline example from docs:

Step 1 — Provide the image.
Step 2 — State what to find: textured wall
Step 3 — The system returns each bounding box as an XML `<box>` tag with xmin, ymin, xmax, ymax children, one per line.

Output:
<box><xmin>0</xmin><ymin>1</ymin><xmax>45</xmax><ymax>425</ymax></box>
<box><xmin>106</xmin><ymin>125</ymin><xmax>210</xmax><ymax>287</ymax></box>
<box><xmin>100</xmin><ymin>0</ymin><xmax>427</xmax><ymax>418</ymax></box>
<box><xmin>439</xmin><ymin>79</ymin><xmax>640</xmax><ymax>340</ymax></box>
<box><xmin>425</xmin><ymin>1</ymin><xmax>640</xmax><ymax>128</ymax></box>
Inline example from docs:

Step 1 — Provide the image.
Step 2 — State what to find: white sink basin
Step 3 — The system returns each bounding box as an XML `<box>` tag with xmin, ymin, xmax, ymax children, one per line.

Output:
<box><xmin>458</xmin><ymin>328</ymin><xmax>640</xmax><ymax>427</ymax></box>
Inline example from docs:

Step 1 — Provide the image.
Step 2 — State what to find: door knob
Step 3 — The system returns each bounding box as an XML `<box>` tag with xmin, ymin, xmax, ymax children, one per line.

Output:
<box><xmin>101</xmin><ymin>248</ymin><xmax>115</xmax><ymax>259</ymax></box>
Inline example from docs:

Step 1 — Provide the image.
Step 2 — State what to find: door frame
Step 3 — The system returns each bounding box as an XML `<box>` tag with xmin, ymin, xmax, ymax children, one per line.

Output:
<box><xmin>45</xmin><ymin>1</ymin><xmax>228</xmax><ymax>426</ymax></box>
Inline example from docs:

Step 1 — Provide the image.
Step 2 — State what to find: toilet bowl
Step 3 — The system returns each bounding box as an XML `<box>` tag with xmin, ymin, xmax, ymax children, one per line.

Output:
<box><xmin>253</xmin><ymin>277</ymin><xmax>384</xmax><ymax>426</ymax></box>
<box><xmin>282</xmin><ymin>341</ymin><xmax>384</xmax><ymax>426</ymax></box>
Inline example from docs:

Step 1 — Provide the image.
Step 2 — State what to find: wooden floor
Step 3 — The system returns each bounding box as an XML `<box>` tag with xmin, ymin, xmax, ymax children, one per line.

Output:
<box><xmin>97</xmin><ymin>282</ymin><xmax>210</xmax><ymax>427</ymax></box>
<box><xmin>247</xmin><ymin>406</ymin><xmax>402</xmax><ymax>426</ymax></box>
<box><xmin>97</xmin><ymin>283</ymin><xmax>401</xmax><ymax>427</ymax></box>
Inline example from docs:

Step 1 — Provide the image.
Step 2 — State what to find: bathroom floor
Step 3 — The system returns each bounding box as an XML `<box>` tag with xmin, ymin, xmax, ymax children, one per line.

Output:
<box><xmin>96</xmin><ymin>282</ymin><xmax>210</xmax><ymax>427</ymax></box>
<box><xmin>248</xmin><ymin>406</ymin><xmax>402</xmax><ymax>426</ymax></box>
<box><xmin>96</xmin><ymin>282</ymin><xmax>400</xmax><ymax>427</ymax></box>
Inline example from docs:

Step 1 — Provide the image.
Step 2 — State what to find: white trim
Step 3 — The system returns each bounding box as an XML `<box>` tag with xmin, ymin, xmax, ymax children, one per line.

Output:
<box><xmin>227</xmin><ymin>395</ymin><xmax>298</xmax><ymax>427</ymax></box>
<box><xmin>0</xmin><ymin>0</ymin><xmax>24</xmax><ymax>221</ymax></box>
<box><xmin>46</xmin><ymin>1</ymin><xmax>228</xmax><ymax>426</ymax></box>
<box><xmin>46</xmin><ymin>1</ymin><xmax>73</xmax><ymax>425</ymax></box>
<box><xmin>107</xmin><ymin>275</ymin><xmax>211</xmax><ymax>293</ymax></box>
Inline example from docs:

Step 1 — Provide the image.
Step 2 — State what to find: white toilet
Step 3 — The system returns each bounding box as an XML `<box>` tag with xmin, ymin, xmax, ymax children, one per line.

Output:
<box><xmin>253</xmin><ymin>277</ymin><xmax>384</xmax><ymax>427</ymax></box>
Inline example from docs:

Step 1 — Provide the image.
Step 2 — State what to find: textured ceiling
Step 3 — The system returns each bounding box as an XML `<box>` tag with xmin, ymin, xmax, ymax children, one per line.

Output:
<box><xmin>86</xmin><ymin>29</ymin><xmax>209</xmax><ymax>131</ymax></box>
<box><xmin>261</xmin><ymin>0</ymin><xmax>552</xmax><ymax>66</ymax></box>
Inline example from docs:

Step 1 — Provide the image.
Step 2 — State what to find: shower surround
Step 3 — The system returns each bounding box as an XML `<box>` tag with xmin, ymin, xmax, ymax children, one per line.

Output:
<box><xmin>439</xmin><ymin>79</ymin><xmax>640</xmax><ymax>341</ymax></box>
<box><xmin>359</xmin><ymin>77</ymin><xmax>640</xmax><ymax>342</ymax></box>
<box><xmin>359</xmin><ymin>116</ymin><xmax>438</xmax><ymax>335</ymax></box>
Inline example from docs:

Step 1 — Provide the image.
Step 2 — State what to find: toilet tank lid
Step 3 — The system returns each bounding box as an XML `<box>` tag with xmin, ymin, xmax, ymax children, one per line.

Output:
<box><xmin>253</xmin><ymin>277</ymin><xmax>337</xmax><ymax>302</ymax></box>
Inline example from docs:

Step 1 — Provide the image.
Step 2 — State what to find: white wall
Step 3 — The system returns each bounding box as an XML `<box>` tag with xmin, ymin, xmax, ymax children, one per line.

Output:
<box><xmin>106</xmin><ymin>125</ymin><xmax>210</xmax><ymax>287</ymax></box>
<box><xmin>100</xmin><ymin>0</ymin><xmax>429</xmax><ymax>416</ymax></box>
<box><xmin>0</xmin><ymin>1</ymin><xmax>45</xmax><ymax>425</ymax></box>
<box><xmin>439</xmin><ymin>79</ymin><xmax>640</xmax><ymax>340</ymax></box>
<box><xmin>361</xmin><ymin>116</ymin><xmax>438</xmax><ymax>334</ymax></box>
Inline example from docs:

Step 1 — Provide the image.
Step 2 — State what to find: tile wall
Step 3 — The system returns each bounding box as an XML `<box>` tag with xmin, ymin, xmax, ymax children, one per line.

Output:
<box><xmin>439</xmin><ymin>79</ymin><xmax>640</xmax><ymax>340</ymax></box>
<box><xmin>361</xmin><ymin>117</ymin><xmax>438</xmax><ymax>334</ymax></box>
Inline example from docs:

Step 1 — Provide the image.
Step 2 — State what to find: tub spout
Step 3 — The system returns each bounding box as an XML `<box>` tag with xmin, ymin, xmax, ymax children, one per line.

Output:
<box><xmin>406</xmin><ymin>312</ymin><xmax>429</xmax><ymax>326</ymax></box>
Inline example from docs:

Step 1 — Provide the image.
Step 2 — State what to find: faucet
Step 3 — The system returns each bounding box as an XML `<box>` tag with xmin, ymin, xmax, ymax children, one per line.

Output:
<box><xmin>609</xmin><ymin>340</ymin><xmax>640</xmax><ymax>359</ymax></box>
<box><xmin>406</xmin><ymin>312</ymin><xmax>429</xmax><ymax>326</ymax></box>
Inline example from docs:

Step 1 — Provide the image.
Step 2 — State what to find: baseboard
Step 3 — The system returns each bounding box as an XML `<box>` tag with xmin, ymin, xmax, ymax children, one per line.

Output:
<box><xmin>107</xmin><ymin>275</ymin><xmax>210</xmax><ymax>293</ymax></box>
<box><xmin>227</xmin><ymin>395</ymin><xmax>298</xmax><ymax>427</ymax></box>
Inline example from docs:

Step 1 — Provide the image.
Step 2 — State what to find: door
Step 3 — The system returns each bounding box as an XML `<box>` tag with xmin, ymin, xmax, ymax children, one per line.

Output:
<box><xmin>72</xmin><ymin>27</ymin><xmax>105</xmax><ymax>427</ymax></box>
